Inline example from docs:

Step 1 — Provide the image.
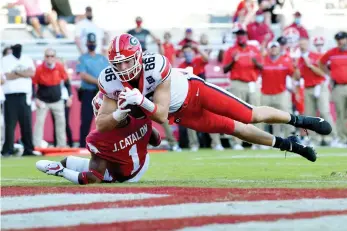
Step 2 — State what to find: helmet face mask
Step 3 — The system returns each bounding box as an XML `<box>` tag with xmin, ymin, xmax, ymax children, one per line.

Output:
<box><xmin>108</xmin><ymin>34</ymin><xmax>143</xmax><ymax>82</ymax></box>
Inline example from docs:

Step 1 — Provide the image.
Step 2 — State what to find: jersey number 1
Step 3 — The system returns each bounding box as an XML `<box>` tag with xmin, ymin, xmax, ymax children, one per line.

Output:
<box><xmin>129</xmin><ymin>144</ymin><xmax>140</xmax><ymax>174</ymax></box>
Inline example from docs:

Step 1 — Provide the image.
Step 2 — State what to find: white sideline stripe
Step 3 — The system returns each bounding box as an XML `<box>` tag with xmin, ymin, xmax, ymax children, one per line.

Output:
<box><xmin>2</xmin><ymin>199</ymin><xmax>347</xmax><ymax>229</ymax></box>
<box><xmin>193</xmin><ymin>153</ymin><xmax>347</xmax><ymax>160</ymax></box>
<box><xmin>1</xmin><ymin>193</ymin><xmax>167</xmax><ymax>212</ymax></box>
<box><xmin>179</xmin><ymin>215</ymin><xmax>347</xmax><ymax>231</ymax></box>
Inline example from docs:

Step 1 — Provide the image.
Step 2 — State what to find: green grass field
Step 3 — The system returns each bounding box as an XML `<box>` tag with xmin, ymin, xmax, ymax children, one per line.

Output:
<box><xmin>1</xmin><ymin>148</ymin><xmax>347</xmax><ymax>188</ymax></box>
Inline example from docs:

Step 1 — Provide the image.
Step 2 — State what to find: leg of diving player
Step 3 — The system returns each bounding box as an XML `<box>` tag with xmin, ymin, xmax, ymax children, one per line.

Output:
<box><xmin>191</xmin><ymin>78</ymin><xmax>332</xmax><ymax>136</ymax></box>
<box><xmin>178</xmin><ymin>108</ymin><xmax>317</xmax><ymax>162</ymax></box>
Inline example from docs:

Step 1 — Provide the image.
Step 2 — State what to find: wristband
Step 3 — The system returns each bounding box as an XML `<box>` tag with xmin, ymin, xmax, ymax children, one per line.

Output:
<box><xmin>140</xmin><ymin>97</ymin><xmax>157</xmax><ymax>115</ymax></box>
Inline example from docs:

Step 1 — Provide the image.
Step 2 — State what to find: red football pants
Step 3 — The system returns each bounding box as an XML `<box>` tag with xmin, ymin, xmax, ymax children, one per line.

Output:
<box><xmin>170</xmin><ymin>78</ymin><xmax>253</xmax><ymax>134</ymax></box>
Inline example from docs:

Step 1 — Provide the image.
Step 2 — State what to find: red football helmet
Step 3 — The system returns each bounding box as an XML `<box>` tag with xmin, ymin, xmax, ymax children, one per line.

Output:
<box><xmin>313</xmin><ymin>36</ymin><xmax>325</xmax><ymax>46</ymax></box>
<box><xmin>108</xmin><ymin>33</ymin><xmax>143</xmax><ymax>82</ymax></box>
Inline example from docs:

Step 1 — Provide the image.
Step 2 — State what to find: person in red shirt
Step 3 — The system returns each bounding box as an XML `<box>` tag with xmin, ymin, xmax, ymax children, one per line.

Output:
<box><xmin>158</xmin><ymin>32</ymin><xmax>176</xmax><ymax>65</ymax></box>
<box><xmin>260</xmin><ymin>41</ymin><xmax>296</xmax><ymax>137</ymax></box>
<box><xmin>319</xmin><ymin>31</ymin><xmax>347</xmax><ymax>144</ymax></box>
<box><xmin>246</xmin><ymin>10</ymin><xmax>274</xmax><ymax>47</ymax></box>
<box><xmin>32</xmin><ymin>48</ymin><xmax>72</xmax><ymax>148</ymax></box>
<box><xmin>178</xmin><ymin>44</ymin><xmax>209</xmax><ymax>78</ymax></box>
<box><xmin>297</xmin><ymin>38</ymin><xmax>338</xmax><ymax>146</ymax></box>
<box><xmin>284</xmin><ymin>11</ymin><xmax>309</xmax><ymax>39</ymax></box>
<box><xmin>222</xmin><ymin>28</ymin><xmax>263</xmax><ymax>148</ymax></box>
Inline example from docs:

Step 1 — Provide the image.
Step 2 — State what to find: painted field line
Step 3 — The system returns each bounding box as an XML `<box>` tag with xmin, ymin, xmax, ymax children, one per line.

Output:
<box><xmin>1</xmin><ymin>193</ymin><xmax>167</xmax><ymax>211</ymax></box>
<box><xmin>2</xmin><ymin>198</ymin><xmax>347</xmax><ymax>229</ymax></box>
<box><xmin>179</xmin><ymin>214</ymin><xmax>347</xmax><ymax>231</ymax></box>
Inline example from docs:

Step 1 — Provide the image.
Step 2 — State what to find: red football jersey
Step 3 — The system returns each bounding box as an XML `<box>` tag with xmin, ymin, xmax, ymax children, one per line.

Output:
<box><xmin>86</xmin><ymin>117</ymin><xmax>152</xmax><ymax>179</ymax></box>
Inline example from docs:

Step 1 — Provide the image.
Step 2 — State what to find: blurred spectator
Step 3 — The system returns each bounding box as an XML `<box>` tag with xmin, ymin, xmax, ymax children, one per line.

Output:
<box><xmin>75</xmin><ymin>7</ymin><xmax>106</xmax><ymax>54</ymax></box>
<box><xmin>178</xmin><ymin>28</ymin><xmax>199</xmax><ymax>47</ymax></box>
<box><xmin>277</xmin><ymin>36</ymin><xmax>290</xmax><ymax>57</ymax></box>
<box><xmin>32</xmin><ymin>48</ymin><xmax>70</xmax><ymax>148</ymax></box>
<box><xmin>52</xmin><ymin>59</ymin><xmax>73</xmax><ymax>147</ymax></box>
<box><xmin>246</xmin><ymin>10</ymin><xmax>274</xmax><ymax>49</ymax></box>
<box><xmin>2</xmin><ymin>47</ymin><xmax>12</xmax><ymax>57</ymax></box>
<box><xmin>127</xmin><ymin>16</ymin><xmax>159</xmax><ymax>51</ymax></box>
<box><xmin>319</xmin><ymin>31</ymin><xmax>347</xmax><ymax>144</ymax></box>
<box><xmin>222</xmin><ymin>28</ymin><xmax>263</xmax><ymax>149</ymax></box>
<box><xmin>233</xmin><ymin>0</ymin><xmax>255</xmax><ymax>25</ymax></box>
<box><xmin>51</xmin><ymin>0</ymin><xmax>83</xmax><ymax>38</ymax></box>
<box><xmin>297</xmin><ymin>38</ymin><xmax>339</xmax><ymax>147</ymax></box>
<box><xmin>313</xmin><ymin>36</ymin><xmax>325</xmax><ymax>54</ymax></box>
<box><xmin>258</xmin><ymin>0</ymin><xmax>283</xmax><ymax>24</ymax></box>
<box><xmin>199</xmin><ymin>33</ymin><xmax>212</xmax><ymax>55</ymax></box>
<box><xmin>5</xmin><ymin>0</ymin><xmax>63</xmax><ymax>38</ymax></box>
<box><xmin>76</xmin><ymin>33</ymin><xmax>109</xmax><ymax>148</ymax></box>
<box><xmin>178</xmin><ymin>44</ymin><xmax>209</xmax><ymax>79</ymax></box>
<box><xmin>158</xmin><ymin>32</ymin><xmax>176</xmax><ymax>65</ymax></box>
<box><xmin>260</xmin><ymin>41</ymin><xmax>296</xmax><ymax>137</ymax></box>
<box><xmin>284</xmin><ymin>11</ymin><xmax>309</xmax><ymax>39</ymax></box>
<box><xmin>1</xmin><ymin>44</ymin><xmax>37</xmax><ymax>156</ymax></box>
<box><xmin>0</xmin><ymin>72</ymin><xmax>5</xmax><ymax>152</ymax></box>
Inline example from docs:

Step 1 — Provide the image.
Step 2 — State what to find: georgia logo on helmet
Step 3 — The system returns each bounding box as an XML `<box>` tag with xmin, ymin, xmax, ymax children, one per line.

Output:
<box><xmin>108</xmin><ymin>33</ymin><xmax>143</xmax><ymax>82</ymax></box>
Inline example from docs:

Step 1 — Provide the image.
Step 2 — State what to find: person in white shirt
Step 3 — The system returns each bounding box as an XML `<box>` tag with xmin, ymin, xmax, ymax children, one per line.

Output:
<box><xmin>74</xmin><ymin>6</ymin><xmax>107</xmax><ymax>55</ymax></box>
<box><xmin>1</xmin><ymin>44</ymin><xmax>37</xmax><ymax>156</ymax></box>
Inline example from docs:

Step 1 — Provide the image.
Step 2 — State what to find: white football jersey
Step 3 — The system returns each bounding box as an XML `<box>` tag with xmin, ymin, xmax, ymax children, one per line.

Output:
<box><xmin>98</xmin><ymin>53</ymin><xmax>189</xmax><ymax>114</ymax></box>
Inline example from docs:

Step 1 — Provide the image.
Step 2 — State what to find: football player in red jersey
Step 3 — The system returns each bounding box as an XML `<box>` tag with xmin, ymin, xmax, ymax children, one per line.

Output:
<box><xmin>36</xmin><ymin>92</ymin><xmax>161</xmax><ymax>184</ymax></box>
<box><xmin>96</xmin><ymin>33</ymin><xmax>333</xmax><ymax>162</ymax></box>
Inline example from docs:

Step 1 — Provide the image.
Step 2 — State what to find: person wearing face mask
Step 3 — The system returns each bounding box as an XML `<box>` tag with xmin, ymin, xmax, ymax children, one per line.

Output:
<box><xmin>319</xmin><ymin>31</ymin><xmax>347</xmax><ymax>146</ymax></box>
<box><xmin>246</xmin><ymin>10</ymin><xmax>274</xmax><ymax>47</ymax></box>
<box><xmin>76</xmin><ymin>33</ymin><xmax>109</xmax><ymax>148</ymax></box>
<box><xmin>284</xmin><ymin>11</ymin><xmax>309</xmax><ymax>40</ymax></box>
<box><xmin>222</xmin><ymin>27</ymin><xmax>263</xmax><ymax>149</ymax></box>
<box><xmin>1</xmin><ymin>44</ymin><xmax>38</xmax><ymax>156</ymax></box>
<box><xmin>32</xmin><ymin>48</ymin><xmax>72</xmax><ymax>148</ymax></box>
<box><xmin>75</xmin><ymin>6</ymin><xmax>106</xmax><ymax>54</ymax></box>
<box><xmin>260</xmin><ymin>41</ymin><xmax>297</xmax><ymax>138</ymax></box>
<box><xmin>127</xmin><ymin>16</ymin><xmax>159</xmax><ymax>52</ymax></box>
<box><xmin>296</xmin><ymin>38</ymin><xmax>340</xmax><ymax>147</ymax></box>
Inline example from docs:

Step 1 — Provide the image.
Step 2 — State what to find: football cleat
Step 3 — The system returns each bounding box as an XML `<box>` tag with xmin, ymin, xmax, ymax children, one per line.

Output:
<box><xmin>279</xmin><ymin>136</ymin><xmax>317</xmax><ymax>162</ymax></box>
<box><xmin>293</xmin><ymin>115</ymin><xmax>332</xmax><ymax>135</ymax></box>
<box><xmin>36</xmin><ymin>160</ymin><xmax>64</xmax><ymax>176</ymax></box>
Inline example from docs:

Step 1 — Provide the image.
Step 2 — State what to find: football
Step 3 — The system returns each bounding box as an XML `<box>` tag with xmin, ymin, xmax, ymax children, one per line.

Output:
<box><xmin>125</xmin><ymin>104</ymin><xmax>147</xmax><ymax>119</ymax></box>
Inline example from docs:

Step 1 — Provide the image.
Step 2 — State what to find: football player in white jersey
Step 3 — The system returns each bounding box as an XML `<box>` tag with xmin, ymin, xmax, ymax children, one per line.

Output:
<box><xmin>96</xmin><ymin>33</ymin><xmax>333</xmax><ymax>162</ymax></box>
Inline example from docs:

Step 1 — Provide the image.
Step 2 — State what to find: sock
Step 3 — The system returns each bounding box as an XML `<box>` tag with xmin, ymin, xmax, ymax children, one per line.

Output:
<box><xmin>272</xmin><ymin>136</ymin><xmax>291</xmax><ymax>151</ymax></box>
<box><xmin>62</xmin><ymin>168</ymin><xmax>80</xmax><ymax>184</ymax></box>
<box><xmin>66</xmin><ymin>156</ymin><xmax>90</xmax><ymax>172</ymax></box>
<box><xmin>287</xmin><ymin>114</ymin><xmax>297</xmax><ymax>125</ymax></box>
